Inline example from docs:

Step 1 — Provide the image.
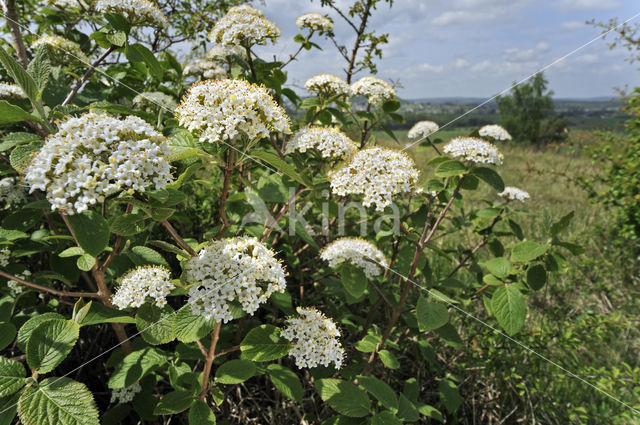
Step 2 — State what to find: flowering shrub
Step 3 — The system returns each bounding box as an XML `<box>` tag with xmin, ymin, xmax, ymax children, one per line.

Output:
<box><xmin>0</xmin><ymin>1</ymin><xmax>583</xmax><ymax>424</ymax></box>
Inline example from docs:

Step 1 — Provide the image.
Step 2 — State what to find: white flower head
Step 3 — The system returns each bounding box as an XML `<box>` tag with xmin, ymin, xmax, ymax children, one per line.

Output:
<box><xmin>443</xmin><ymin>137</ymin><xmax>503</xmax><ymax>165</ymax></box>
<box><xmin>0</xmin><ymin>247</ymin><xmax>10</xmax><ymax>267</ymax></box>
<box><xmin>185</xmin><ymin>237</ymin><xmax>287</xmax><ymax>323</ymax></box>
<box><xmin>0</xmin><ymin>82</ymin><xmax>26</xmax><ymax>100</ymax></box>
<box><xmin>176</xmin><ymin>79</ymin><xmax>290</xmax><ymax>144</ymax></box>
<box><xmin>499</xmin><ymin>186</ymin><xmax>530</xmax><ymax>203</ymax></box>
<box><xmin>95</xmin><ymin>0</ymin><xmax>167</xmax><ymax>28</ymax></box>
<box><xmin>208</xmin><ymin>5</ymin><xmax>280</xmax><ymax>46</ymax></box>
<box><xmin>286</xmin><ymin>127</ymin><xmax>357</xmax><ymax>160</ymax></box>
<box><xmin>25</xmin><ymin>112</ymin><xmax>173</xmax><ymax>214</ymax></box>
<box><xmin>320</xmin><ymin>238</ymin><xmax>388</xmax><ymax>278</ymax></box>
<box><xmin>351</xmin><ymin>76</ymin><xmax>396</xmax><ymax>106</ymax></box>
<box><xmin>112</xmin><ymin>266</ymin><xmax>174</xmax><ymax>309</ymax></box>
<box><xmin>32</xmin><ymin>35</ymin><xmax>89</xmax><ymax>65</ymax></box>
<box><xmin>133</xmin><ymin>91</ymin><xmax>177</xmax><ymax>112</ymax></box>
<box><xmin>408</xmin><ymin>121</ymin><xmax>439</xmax><ymax>140</ymax></box>
<box><xmin>183</xmin><ymin>58</ymin><xmax>227</xmax><ymax>80</ymax></box>
<box><xmin>206</xmin><ymin>44</ymin><xmax>246</xmax><ymax>61</ymax></box>
<box><xmin>479</xmin><ymin>124</ymin><xmax>512</xmax><ymax>141</ymax></box>
<box><xmin>281</xmin><ymin>307</ymin><xmax>344</xmax><ymax>369</ymax></box>
<box><xmin>6</xmin><ymin>270</ymin><xmax>31</xmax><ymax>295</ymax></box>
<box><xmin>296</xmin><ymin>12</ymin><xmax>334</xmax><ymax>33</ymax></box>
<box><xmin>328</xmin><ymin>147</ymin><xmax>420</xmax><ymax>211</ymax></box>
<box><xmin>304</xmin><ymin>74</ymin><xmax>350</xmax><ymax>98</ymax></box>
<box><xmin>48</xmin><ymin>0</ymin><xmax>84</xmax><ymax>9</ymax></box>
<box><xmin>0</xmin><ymin>177</ymin><xmax>27</xmax><ymax>207</ymax></box>
<box><xmin>110</xmin><ymin>382</ymin><xmax>142</xmax><ymax>404</ymax></box>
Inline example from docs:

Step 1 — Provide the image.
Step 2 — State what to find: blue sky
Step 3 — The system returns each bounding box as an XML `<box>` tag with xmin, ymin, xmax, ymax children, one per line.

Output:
<box><xmin>255</xmin><ymin>0</ymin><xmax>640</xmax><ymax>99</ymax></box>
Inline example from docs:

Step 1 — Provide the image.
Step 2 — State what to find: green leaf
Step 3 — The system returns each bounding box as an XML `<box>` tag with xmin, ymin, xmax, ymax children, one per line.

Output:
<box><xmin>27</xmin><ymin>44</ymin><xmax>51</xmax><ymax>94</ymax></box>
<box><xmin>356</xmin><ymin>375</ymin><xmax>398</xmax><ymax>411</ymax></box>
<box><xmin>126</xmin><ymin>246</ymin><xmax>169</xmax><ymax>268</ymax></box>
<box><xmin>0</xmin><ymin>393</ymin><xmax>19</xmax><ymax>425</ymax></box>
<box><xmin>106</xmin><ymin>31</ymin><xmax>127</xmax><ymax>47</ymax></box>
<box><xmin>491</xmin><ymin>285</ymin><xmax>526</xmax><ymax>335</ymax></box>
<box><xmin>526</xmin><ymin>263</ymin><xmax>547</xmax><ymax>291</ymax></box>
<box><xmin>511</xmin><ymin>240</ymin><xmax>549</xmax><ymax>263</ymax></box>
<box><xmin>0</xmin><ymin>323</ymin><xmax>16</xmax><ymax>351</ymax></box>
<box><xmin>172</xmin><ymin>305</ymin><xmax>216</xmax><ymax>343</ymax></box>
<box><xmin>435</xmin><ymin>160</ymin><xmax>466</xmax><ymax>178</ymax></box>
<box><xmin>108</xmin><ymin>347</ymin><xmax>167</xmax><ymax>389</ymax></box>
<box><xmin>550</xmin><ymin>211</ymin><xmax>574</xmax><ymax>235</ymax></box>
<box><xmin>371</xmin><ymin>411</ymin><xmax>402</xmax><ymax>425</ymax></box>
<box><xmin>153</xmin><ymin>390</ymin><xmax>193</xmax><ymax>415</ymax></box>
<box><xmin>438</xmin><ymin>379</ymin><xmax>461</xmax><ymax>413</ymax></box>
<box><xmin>26</xmin><ymin>319</ymin><xmax>79</xmax><ymax>373</ymax></box>
<box><xmin>354</xmin><ymin>334</ymin><xmax>380</xmax><ymax>353</ymax></box>
<box><xmin>59</xmin><ymin>247</ymin><xmax>84</xmax><ymax>258</ymax></box>
<box><xmin>10</xmin><ymin>141</ymin><xmax>43</xmax><ymax>172</ymax></box>
<box><xmin>397</xmin><ymin>394</ymin><xmax>419</xmax><ymax>421</ymax></box>
<box><xmin>0</xmin><ymin>356</ymin><xmax>26</xmax><ymax>397</ymax></box>
<box><xmin>18</xmin><ymin>377</ymin><xmax>99</xmax><ymax>425</ymax></box>
<box><xmin>17</xmin><ymin>313</ymin><xmax>64</xmax><ymax>351</ymax></box>
<box><xmin>76</xmin><ymin>253</ymin><xmax>96</xmax><ymax>271</ymax></box>
<box><xmin>471</xmin><ymin>167</ymin><xmax>505</xmax><ymax>192</ymax></box>
<box><xmin>266</xmin><ymin>364</ymin><xmax>303</xmax><ymax>402</ymax></box>
<box><xmin>188</xmin><ymin>399</ymin><xmax>216</xmax><ymax>425</ymax></box>
<box><xmin>0</xmin><ymin>45</ymin><xmax>39</xmax><ymax>104</ymax></box>
<box><xmin>215</xmin><ymin>359</ymin><xmax>255</xmax><ymax>384</ymax></box>
<box><xmin>315</xmin><ymin>379</ymin><xmax>371</xmax><ymax>418</ymax></box>
<box><xmin>0</xmin><ymin>100</ymin><xmax>42</xmax><ymax>125</ymax></box>
<box><xmin>66</xmin><ymin>211</ymin><xmax>110</xmax><ymax>257</ymax></box>
<box><xmin>135</xmin><ymin>304</ymin><xmax>175</xmax><ymax>345</ymax></box>
<box><xmin>417</xmin><ymin>404</ymin><xmax>444</xmax><ymax>422</ymax></box>
<box><xmin>382</xmin><ymin>99</ymin><xmax>401</xmax><ymax>113</ymax></box>
<box><xmin>250</xmin><ymin>151</ymin><xmax>310</xmax><ymax>187</ymax></box>
<box><xmin>378</xmin><ymin>350</ymin><xmax>400</xmax><ymax>369</ymax></box>
<box><xmin>104</xmin><ymin>13</ymin><xmax>132</xmax><ymax>33</ymax></box>
<box><xmin>240</xmin><ymin>325</ymin><xmax>290</xmax><ymax>362</ymax></box>
<box><xmin>126</xmin><ymin>43</ymin><xmax>163</xmax><ymax>78</ymax></box>
<box><xmin>484</xmin><ymin>257</ymin><xmax>512</xmax><ymax>279</ymax></box>
<box><xmin>110</xmin><ymin>213</ymin><xmax>148</xmax><ymax>236</ymax></box>
<box><xmin>339</xmin><ymin>265</ymin><xmax>367</xmax><ymax>298</ymax></box>
<box><xmin>77</xmin><ymin>302</ymin><xmax>135</xmax><ymax>326</ymax></box>
<box><xmin>416</xmin><ymin>297</ymin><xmax>449</xmax><ymax>332</ymax></box>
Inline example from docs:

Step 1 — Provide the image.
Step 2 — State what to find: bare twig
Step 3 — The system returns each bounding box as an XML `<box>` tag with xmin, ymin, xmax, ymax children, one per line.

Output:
<box><xmin>200</xmin><ymin>322</ymin><xmax>222</xmax><ymax>400</ymax></box>
<box><xmin>161</xmin><ymin>220</ymin><xmax>197</xmax><ymax>256</ymax></box>
<box><xmin>0</xmin><ymin>269</ymin><xmax>99</xmax><ymax>298</ymax></box>
<box><xmin>62</xmin><ymin>45</ymin><xmax>117</xmax><ymax>106</ymax></box>
<box><xmin>1</xmin><ymin>0</ymin><xmax>28</xmax><ymax>68</ymax></box>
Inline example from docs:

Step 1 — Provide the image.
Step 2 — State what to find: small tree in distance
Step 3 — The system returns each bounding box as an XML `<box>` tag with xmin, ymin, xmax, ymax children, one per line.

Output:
<box><xmin>498</xmin><ymin>72</ymin><xmax>556</xmax><ymax>143</ymax></box>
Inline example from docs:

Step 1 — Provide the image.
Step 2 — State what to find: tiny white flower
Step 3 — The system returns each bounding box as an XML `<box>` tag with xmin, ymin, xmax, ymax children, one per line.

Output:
<box><xmin>443</xmin><ymin>137</ymin><xmax>503</xmax><ymax>165</ymax></box>
<box><xmin>351</xmin><ymin>76</ymin><xmax>396</xmax><ymax>106</ymax></box>
<box><xmin>296</xmin><ymin>12</ymin><xmax>334</xmax><ymax>33</ymax></box>
<box><xmin>112</xmin><ymin>266</ymin><xmax>174</xmax><ymax>309</ymax></box>
<box><xmin>32</xmin><ymin>35</ymin><xmax>89</xmax><ymax>65</ymax></box>
<box><xmin>95</xmin><ymin>0</ymin><xmax>167</xmax><ymax>27</ymax></box>
<box><xmin>320</xmin><ymin>238</ymin><xmax>388</xmax><ymax>278</ymax></box>
<box><xmin>208</xmin><ymin>5</ymin><xmax>280</xmax><ymax>46</ymax></box>
<box><xmin>499</xmin><ymin>186</ymin><xmax>530</xmax><ymax>202</ymax></box>
<box><xmin>286</xmin><ymin>127</ymin><xmax>357</xmax><ymax>160</ymax></box>
<box><xmin>479</xmin><ymin>124</ymin><xmax>512</xmax><ymax>141</ymax></box>
<box><xmin>408</xmin><ymin>121</ymin><xmax>439</xmax><ymax>140</ymax></box>
<box><xmin>304</xmin><ymin>74</ymin><xmax>350</xmax><ymax>98</ymax></box>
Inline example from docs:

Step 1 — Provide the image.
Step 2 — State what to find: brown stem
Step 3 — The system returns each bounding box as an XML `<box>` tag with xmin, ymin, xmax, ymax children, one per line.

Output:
<box><xmin>215</xmin><ymin>344</ymin><xmax>240</xmax><ymax>358</ymax></box>
<box><xmin>161</xmin><ymin>220</ymin><xmax>197</xmax><ymax>256</ymax></box>
<box><xmin>214</xmin><ymin>143</ymin><xmax>235</xmax><ymax>239</ymax></box>
<box><xmin>244</xmin><ymin>45</ymin><xmax>257</xmax><ymax>81</ymax></box>
<box><xmin>260</xmin><ymin>186</ymin><xmax>306</xmax><ymax>242</ymax></box>
<box><xmin>362</xmin><ymin>178</ymin><xmax>465</xmax><ymax>374</ymax></box>
<box><xmin>1</xmin><ymin>0</ymin><xmax>28</xmax><ymax>68</ymax></box>
<box><xmin>425</xmin><ymin>136</ymin><xmax>442</xmax><ymax>155</ymax></box>
<box><xmin>62</xmin><ymin>45</ymin><xmax>116</xmax><ymax>106</ymax></box>
<box><xmin>101</xmin><ymin>204</ymin><xmax>133</xmax><ymax>272</ymax></box>
<box><xmin>92</xmin><ymin>268</ymin><xmax>132</xmax><ymax>355</ymax></box>
<box><xmin>0</xmin><ymin>269</ymin><xmax>99</xmax><ymax>298</ymax></box>
<box><xmin>345</xmin><ymin>0</ymin><xmax>374</xmax><ymax>83</ymax></box>
<box><xmin>195</xmin><ymin>340</ymin><xmax>208</xmax><ymax>358</ymax></box>
<box><xmin>200</xmin><ymin>322</ymin><xmax>222</xmax><ymax>400</ymax></box>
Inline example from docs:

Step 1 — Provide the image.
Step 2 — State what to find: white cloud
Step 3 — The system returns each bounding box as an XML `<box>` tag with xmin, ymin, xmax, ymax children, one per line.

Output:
<box><xmin>430</xmin><ymin>0</ymin><xmax>530</xmax><ymax>26</ymax></box>
<box><xmin>470</xmin><ymin>60</ymin><xmax>493</xmax><ymax>73</ymax></box>
<box><xmin>562</xmin><ymin>21</ymin><xmax>586</xmax><ymax>30</ymax></box>
<box><xmin>503</xmin><ymin>42</ymin><xmax>550</xmax><ymax>62</ymax></box>
<box><xmin>574</xmin><ymin>54</ymin><xmax>599</xmax><ymax>64</ymax></box>
<box><xmin>455</xmin><ymin>58</ymin><xmax>470</xmax><ymax>68</ymax></box>
<box><xmin>553</xmin><ymin>0</ymin><xmax>620</xmax><ymax>10</ymax></box>
<box><xmin>417</xmin><ymin>63</ymin><xmax>445</xmax><ymax>73</ymax></box>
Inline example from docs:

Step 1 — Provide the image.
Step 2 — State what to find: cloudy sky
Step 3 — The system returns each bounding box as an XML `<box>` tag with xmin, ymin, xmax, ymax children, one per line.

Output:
<box><xmin>254</xmin><ymin>0</ymin><xmax>640</xmax><ymax>99</ymax></box>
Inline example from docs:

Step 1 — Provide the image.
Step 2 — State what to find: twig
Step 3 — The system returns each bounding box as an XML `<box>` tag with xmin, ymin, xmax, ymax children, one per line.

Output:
<box><xmin>161</xmin><ymin>220</ymin><xmax>197</xmax><ymax>256</ymax></box>
<box><xmin>200</xmin><ymin>322</ymin><xmax>222</xmax><ymax>400</ymax></box>
<box><xmin>62</xmin><ymin>45</ymin><xmax>116</xmax><ymax>106</ymax></box>
<box><xmin>1</xmin><ymin>0</ymin><xmax>28</xmax><ymax>68</ymax></box>
<box><xmin>0</xmin><ymin>269</ymin><xmax>100</xmax><ymax>298</ymax></box>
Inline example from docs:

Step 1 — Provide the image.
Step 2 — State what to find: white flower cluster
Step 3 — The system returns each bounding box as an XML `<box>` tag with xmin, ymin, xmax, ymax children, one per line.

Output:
<box><xmin>110</xmin><ymin>382</ymin><xmax>142</xmax><ymax>404</ymax></box>
<box><xmin>479</xmin><ymin>124</ymin><xmax>512</xmax><ymax>141</ymax></box>
<box><xmin>175</xmin><ymin>79</ymin><xmax>290</xmax><ymax>144</ymax></box>
<box><xmin>304</xmin><ymin>74</ymin><xmax>351</xmax><ymax>98</ymax></box>
<box><xmin>206</xmin><ymin>44</ymin><xmax>246</xmax><ymax>61</ymax></box>
<box><xmin>133</xmin><ymin>91</ymin><xmax>177</xmax><ymax>112</ymax></box>
<box><xmin>48</xmin><ymin>0</ymin><xmax>84</xmax><ymax>9</ymax></box>
<box><xmin>351</xmin><ymin>76</ymin><xmax>396</xmax><ymax>106</ymax></box>
<box><xmin>208</xmin><ymin>5</ymin><xmax>280</xmax><ymax>46</ymax></box>
<box><xmin>0</xmin><ymin>177</ymin><xmax>27</xmax><ymax>207</ymax></box>
<box><xmin>408</xmin><ymin>120</ymin><xmax>439</xmax><ymax>140</ymax></box>
<box><xmin>0</xmin><ymin>247</ymin><xmax>9</xmax><ymax>267</ymax></box>
<box><xmin>112</xmin><ymin>266</ymin><xmax>174</xmax><ymax>309</ymax></box>
<box><xmin>183</xmin><ymin>58</ymin><xmax>226</xmax><ymax>80</ymax></box>
<box><xmin>32</xmin><ymin>35</ymin><xmax>89</xmax><ymax>65</ymax></box>
<box><xmin>281</xmin><ymin>307</ymin><xmax>344</xmax><ymax>369</ymax></box>
<box><xmin>286</xmin><ymin>127</ymin><xmax>357</xmax><ymax>160</ymax></box>
<box><xmin>25</xmin><ymin>112</ymin><xmax>173</xmax><ymax>214</ymax></box>
<box><xmin>185</xmin><ymin>237</ymin><xmax>287</xmax><ymax>323</ymax></box>
<box><xmin>296</xmin><ymin>12</ymin><xmax>334</xmax><ymax>33</ymax></box>
<box><xmin>328</xmin><ymin>147</ymin><xmax>420</xmax><ymax>211</ymax></box>
<box><xmin>442</xmin><ymin>137</ymin><xmax>504</xmax><ymax>166</ymax></box>
<box><xmin>95</xmin><ymin>0</ymin><xmax>167</xmax><ymax>28</ymax></box>
<box><xmin>0</xmin><ymin>82</ymin><xmax>26</xmax><ymax>100</ymax></box>
<box><xmin>499</xmin><ymin>186</ymin><xmax>530</xmax><ymax>203</ymax></box>
<box><xmin>6</xmin><ymin>270</ymin><xmax>31</xmax><ymax>295</ymax></box>
<box><xmin>320</xmin><ymin>238</ymin><xmax>387</xmax><ymax>278</ymax></box>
